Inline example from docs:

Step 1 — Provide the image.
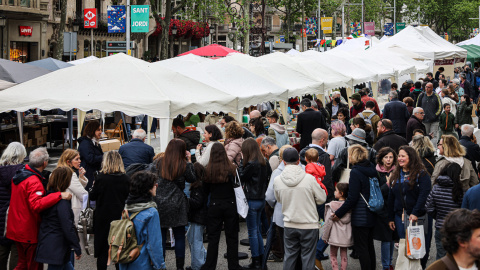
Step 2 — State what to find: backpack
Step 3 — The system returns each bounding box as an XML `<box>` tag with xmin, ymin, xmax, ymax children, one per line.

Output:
<box><xmin>107</xmin><ymin>210</ymin><xmax>143</xmax><ymax>265</ymax></box>
<box><xmin>476</xmin><ymin>76</ymin><xmax>480</xmax><ymax>88</ymax></box>
<box><xmin>359</xmin><ymin>112</ymin><xmax>376</xmax><ymax>126</ymax></box>
<box><xmin>360</xmin><ymin>177</ymin><xmax>384</xmax><ymax>213</ymax></box>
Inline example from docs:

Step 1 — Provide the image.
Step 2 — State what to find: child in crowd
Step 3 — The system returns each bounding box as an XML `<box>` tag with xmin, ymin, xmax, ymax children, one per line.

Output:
<box><xmin>322</xmin><ymin>183</ymin><xmax>352</xmax><ymax>270</ymax></box>
<box><xmin>439</xmin><ymin>104</ymin><xmax>458</xmax><ymax>138</ymax></box>
<box><xmin>305</xmin><ymin>148</ymin><xmax>328</xmax><ymax>194</ymax></box>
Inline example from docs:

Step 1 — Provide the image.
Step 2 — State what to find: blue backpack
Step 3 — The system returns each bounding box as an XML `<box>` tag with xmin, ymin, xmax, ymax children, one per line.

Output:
<box><xmin>360</xmin><ymin>177</ymin><xmax>384</xmax><ymax>213</ymax></box>
<box><xmin>476</xmin><ymin>76</ymin><xmax>480</xmax><ymax>87</ymax></box>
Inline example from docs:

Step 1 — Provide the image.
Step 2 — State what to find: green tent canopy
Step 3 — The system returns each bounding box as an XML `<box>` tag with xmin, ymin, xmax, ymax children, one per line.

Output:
<box><xmin>458</xmin><ymin>44</ymin><xmax>480</xmax><ymax>64</ymax></box>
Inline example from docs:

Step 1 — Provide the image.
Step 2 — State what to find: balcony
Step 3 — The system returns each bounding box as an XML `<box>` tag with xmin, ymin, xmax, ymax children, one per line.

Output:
<box><xmin>0</xmin><ymin>0</ymin><xmax>47</xmax><ymax>17</ymax></box>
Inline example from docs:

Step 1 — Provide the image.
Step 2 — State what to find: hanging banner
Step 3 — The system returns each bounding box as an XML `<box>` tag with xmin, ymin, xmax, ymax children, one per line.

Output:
<box><xmin>384</xmin><ymin>23</ymin><xmax>394</xmax><ymax>36</ymax></box>
<box><xmin>434</xmin><ymin>59</ymin><xmax>455</xmax><ymax>65</ymax></box>
<box><xmin>107</xmin><ymin>5</ymin><xmax>126</xmax><ymax>33</ymax></box>
<box><xmin>364</xmin><ymin>22</ymin><xmax>375</xmax><ymax>35</ymax></box>
<box><xmin>396</xmin><ymin>22</ymin><xmax>406</xmax><ymax>33</ymax></box>
<box><xmin>305</xmin><ymin>17</ymin><xmax>318</xmax><ymax>35</ymax></box>
<box><xmin>131</xmin><ymin>5</ymin><xmax>149</xmax><ymax>32</ymax></box>
<box><xmin>350</xmin><ymin>22</ymin><xmax>361</xmax><ymax>35</ymax></box>
<box><xmin>321</xmin><ymin>17</ymin><xmax>333</xmax><ymax>34</ymax></box>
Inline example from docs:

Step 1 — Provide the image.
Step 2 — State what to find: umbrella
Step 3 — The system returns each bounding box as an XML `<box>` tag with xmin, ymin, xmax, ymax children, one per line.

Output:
<box><xmin>178</xmin><ymin>44</ymin><xmax>241</xmax><ymax>57</ymax></box>
<box><xmin>27</xmin><ymin>57</ymin><xmax>73</xmax><ymax>71</ymax></box>
<box><xmin>0</xmin><ymin>59</ymin><xmax>50</xmax><ymax>84</ymax></box>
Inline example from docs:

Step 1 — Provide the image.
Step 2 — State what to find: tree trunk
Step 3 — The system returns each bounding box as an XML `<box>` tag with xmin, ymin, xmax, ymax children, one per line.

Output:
<box><xmin>53</xmin><ymin>0</ymin><xmax>67</xmax><ymax>60</ymax></box>
<box><xmin>159</xmin><ymin>0</ymin><xmax>172</xmax><ymax>60</ymax></box>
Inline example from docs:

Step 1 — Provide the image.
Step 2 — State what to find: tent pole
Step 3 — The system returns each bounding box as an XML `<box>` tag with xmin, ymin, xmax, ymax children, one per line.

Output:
<box><xmin>120</xmin><ymin>112</ymin><xmax>130</xmax><ymax>142</ymax></box>
<box><xmin>17</xmin><ymin>112</ymin><xmax>23</xmax><ymax>145</ymax></box>
<box><xmin>67</xmin><ymin>109</ymin><xmax>74</xmax><ymax>148</ymax></box>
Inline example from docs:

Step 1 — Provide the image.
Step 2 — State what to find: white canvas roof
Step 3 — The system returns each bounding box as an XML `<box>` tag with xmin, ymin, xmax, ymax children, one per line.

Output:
<box><xmin>376</xmin><ymin>26</ymin><xmax>467</xmax><ymax>60</ymax></box>
<box><xmin>68</xmin><ymin>56</ymin><xmax>99</xmax><ymax>65</ymax></box>
<box><xmin>457</xmin><ymin>34</ymin><xmax>480</xmax><ymax>46</ymax></box>
<box><xmin>154</xmin><ymin>54</ymin><xmax>289</xmax><ymax>109</ymax></box>
<box><xmin>0</xmin><ymin>53</ymin><xmax>237</xmax><ymax>118</ymax></box>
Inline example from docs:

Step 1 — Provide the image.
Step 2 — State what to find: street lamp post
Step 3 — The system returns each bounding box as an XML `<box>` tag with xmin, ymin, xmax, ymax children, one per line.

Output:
<box><xmin>210</xmin><ymin>24</ymin><xmax>216</xmax><ymax>44</ymax></box>
<box><xmin>0</xmin><ymin>16</ymin><xmax>6</xmax><ymax>59</ymax></box>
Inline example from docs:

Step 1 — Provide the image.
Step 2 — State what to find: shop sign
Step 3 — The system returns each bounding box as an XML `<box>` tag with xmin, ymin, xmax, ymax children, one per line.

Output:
<box><xmin>131</xmin><ymin>5</ymin><xmax>149</xmax><ymax>33</ymax></box>
<box><xmin>455</xmin><ymin>58</ymin><xmax>466</xmax><ymax>64</ymax></box>
<box><xmin>19</xmin><ymin>26</ymin><xmax>32</xmax><ymax>36</ymax></box>
<box><xmin>434</xmin><ymin>59</ymin><xmax>455</xmax><ymax>65</ymax></box>
<box><xmin>84</xmin><ymin>8</ymin><xmax>97</xmax><ymax>29</ymax></box>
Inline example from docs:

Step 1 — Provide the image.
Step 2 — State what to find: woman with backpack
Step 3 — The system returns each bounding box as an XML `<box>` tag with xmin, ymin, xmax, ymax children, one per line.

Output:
<box><xmin>237</xmin><ymin>138</ymin><xmax>271</xmax><ymax>269</ymax></box>
<box><xmin>120</xmin><ymin>171</ymin><xmax>166</xmax><ymax>270</ymax></box>
<box><xmin>331</xmin><ymin>145</ymin><xmax>378</xmax><ymax>270</ymax></box>
<box><xmin>154</xmin><ymin>139</ymin><xmax>196</xmax><ymax>270</ymax></box>
<box><xmin>201</xmin><ymin>143</ymin><xmax>243</xmax><ymax>270</ymax></box>
<box><xmin>35</xmin><ymin>166</ymin><xmax>82</xmax><ymax>269</ymax></box>
<box><xmin>374</xmin><ymin>147</ymin><xmax>398</xmax><ymax>270</ymax></box>
<box><xmin>387</xmin><ymin>146</ymin><xmax>431</xmax><ymax>269</ymax></box>
<box><xmin>89</xmin><ymin>151</ymin><xmax>130</xmax><ymax>270</ymax></box>
<box><xmin>425</xmin><ymin>163</ymin><xmax>464</xmax><ymax>260</ymax></box>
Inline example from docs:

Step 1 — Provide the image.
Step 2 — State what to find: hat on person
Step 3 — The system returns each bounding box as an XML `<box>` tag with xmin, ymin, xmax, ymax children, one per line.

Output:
<box><xmin>349</xmin><ymin>93</ymin><xmax>362</xmax><ymax>102</ymax></box>
<box><xmin>346</xmin><ymin>128</ymin><xmax>367</xmax><ymax>144</ymax></box>
<box><xmin>452</xmin><ymin>78</ymin><xmax>460</xmax><ymax>84</ymax></box>
<box><xmin>283</xmin><ymin>148</ymin><xmax>299</xmax><ymax>163</ymax></box>
<box><xmin>406</xmin><ymin>79</ymin><xmax>414</xmax><ymax>84</ymax></box>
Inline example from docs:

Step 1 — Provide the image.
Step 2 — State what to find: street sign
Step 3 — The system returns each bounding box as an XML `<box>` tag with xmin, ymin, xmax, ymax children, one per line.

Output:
<box><xmin>396</xmin><ymin>22</ymin><xmax>406</xmax><ymax>33</ymax></box>
<box><xmin>131</xmin><ymin>5</ymin><xmax>149</xmax><ymax>33</ymax></box>
<box><xmin>279</xmin><ymin>35</ymin><xmax>285</xmax><ymax>43</ymax></box>
<box><xmin>63</xmin><ymin>32</ymin><xmax>77</xmax><ymax>54</ymax></box>
<box><xmin>84</xmin><ymin>8</ymin><xmax>97</xmax><ymax>29</ymax></box>
<box><xmin>321</xmin><ymin>17</ymin><xmax>333</xmax><ymax>34</ymax></box>
<box><xmin>107</xmin><ymin>6</ymin><xmax>126</xmax><ymax>33</ymax></box>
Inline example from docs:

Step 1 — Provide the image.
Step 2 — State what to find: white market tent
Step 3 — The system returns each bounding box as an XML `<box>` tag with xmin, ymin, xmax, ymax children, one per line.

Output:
<box><xmin>333</xmin><ymin>36</ymin><xmax>381</xmax><ymax>52</ymax></box>
<box><xmin>375</xmin><ymin>26</ymin><xmax>467</xmax><ymax>60</ymax></box>
<box><xmin>0</xmin><ymin>53</ymin><xmax>239</xmax><ymax>149</ymax></box>
<box><xmin>457</xmin><ymin>34</ymin><xmax>480</xmax><ymax>46</ymax></box>
<box><xmin>154</xmin><ymin>54</ymin><xmax>290</xmax><ymax>113</ymax></box>
<box><xmin>68</xmin><ymin>56</ymin><xmax>99</xmax><ymax>65</ymax></box>
<box><xmin>285</xmin><ymin>49</ymin><xmax>301</xmax><ymax>55</ymax></box>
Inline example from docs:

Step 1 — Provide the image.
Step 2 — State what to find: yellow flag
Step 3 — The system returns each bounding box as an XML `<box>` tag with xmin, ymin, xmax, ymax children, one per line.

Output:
<box><xmin>332</xmin><ymin>40</ymin><xmax>337</xmax><ymax>46</ymax></box>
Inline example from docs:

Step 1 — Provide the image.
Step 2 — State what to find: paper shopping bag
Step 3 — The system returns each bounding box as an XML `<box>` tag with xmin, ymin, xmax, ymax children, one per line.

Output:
<box><xmin>395</xmin><ymin>239</ymin><xmax>422</xmax><ymax>270</ymax></box>
<box><xmin>406</xmin><ymin>223</ymin><xmax>426</xmax><ymax>260</ymax></box>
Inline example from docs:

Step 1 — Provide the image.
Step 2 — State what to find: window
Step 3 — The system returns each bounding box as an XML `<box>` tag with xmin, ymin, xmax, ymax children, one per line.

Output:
<box><xmin>20</xmin><ymin>0</ymin><xmax>30</xmax><ymax>7</ymax></box>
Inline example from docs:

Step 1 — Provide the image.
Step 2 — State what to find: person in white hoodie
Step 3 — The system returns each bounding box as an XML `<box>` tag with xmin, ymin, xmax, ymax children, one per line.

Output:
<box><xmin>266</xmin><ymin>110</ymin><xmax>289</xmax><ymax>148</ymax></box>
<box><xmin>274</xmin><ymin>148</ymin><xmax>326</xmax><ymax>270</ymax></box>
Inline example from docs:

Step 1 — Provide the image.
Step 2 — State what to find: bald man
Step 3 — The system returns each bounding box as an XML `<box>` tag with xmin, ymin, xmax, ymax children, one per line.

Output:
<box><xmin>416</xmin><ymin>82</ymin><xmax>442</xmax><ymax>145</ymax></box>
<box><xmin>250</xmin><ymin>109</ymin><xmax>270</xmax><ymax>131</ymax></box>
<box><xmin>298</xmin><ymin>128</ymin><xmax>334</xmax><ymax>264</ymax></box>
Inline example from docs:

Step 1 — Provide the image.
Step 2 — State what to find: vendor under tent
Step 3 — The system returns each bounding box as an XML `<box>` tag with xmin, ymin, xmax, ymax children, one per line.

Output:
<box><xmin>27</xmin><ymin>58</ymin><xmax>73</xmax><ymax>71</ymax></box>
<box><xmin>0</xmin><ymin>59</ymin><xmax>50</xmax><ymax>90</ymax></box>
<box><xmin>0</xmin><ymin>53</ymin><xmax>238</xmax><ymax>151</ymax></box>
<box><xmin>458</xmin><ymin>45</ymin><xmax>480</xmax><ymax>64</ymax></box>
<box><xmin>154</xmin><ymin>54</ymin><xmax>290</xmax><ymax>115</ymax></box>
<box><xmin>457</xmin><ymin>34</ymin><xmax>480</xmax><ymax>46</ymax></box>
<box><xmin>178</xmin><ymin>44</ymin><xmax>241</xmax><ymax>57</ymax></box>
<box><xmin>68</xmin><ymin>56</ymin><xmax>99</xmax><ymax>65</ymax></box>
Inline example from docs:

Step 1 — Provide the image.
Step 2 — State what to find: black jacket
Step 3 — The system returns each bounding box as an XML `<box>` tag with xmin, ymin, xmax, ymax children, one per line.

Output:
<box><xmin>154</xmin><ymin>162</ymin><xmax>196</xmax><ymax>228</ymax></box>
<box><xmin>299</xmin><ymin>145</ymin><xmax>334</xmax><ymax>203</ymax></box>
<box><xmin>463</xmin><ymin>80</ymin><xmax>475</xmax><ymax>99</ymax></box>
<box><xmin>334</xmin><ymin>160</ymin><xmax>377</xmax><ymax>227</ymax></box>
<box><xmin>422</xmin><ymin>151</ymin><xmax>436</xmax><ymax>176</ymax></box>
<box><xmin>399</xmin><ymin>87</ymin><xmax>411</xmax><ymax>103</ymax></box>
<box><xmin>332</xmin><ymin>146</ymin><xmax>377</xmax><ymax>184</ymax></box>
<box><xmin>0</xmin><ymin>164</ymin><xmax>23</xmax><ymax>246</ymax></box>
<box><xmin>425</xmin><ymin>176</ymin><xmax>463</xmax><ymax>230</ymax></box>
<box><xmin>406</xmin><ymin>115</ymin><xmax>426</xmax><ymax>142</ymax></box>
<box><xmin>410</xmin><ymin>89</ymin><xmax>423</xmax><ymax>106</ymax></box>
<box><xmin>373</xmin><ymin>130</ymin><xmax>408</xmax><ymax>153</ymax></box>
<box><xmin>89</xmin><ymin>173</ymin><xmax>130</xmax><ymax>257</ymax></box>
<box><xmin>36</xmin><ymin>195</ymin><xmax>81</xmax><ymax>265</ymax></box>
<box><xmin>326</xmin><ymin>101</ymin><xmax>348</xmax><ymax>119</ymax></box>
<box><xmin>77</xmin><ymin>136</ymin><xmax>104</xmax><ymax>190</ymax></box>
<box><xmin>460</xmin><ymin>136</ymin><xmax>480</xmax><ymax>174</ymax></box>
<box><xmin>296</xmin><ymin>108</ymin><xmax>327</xmax><ymax>149</ymax></box>
<box><xmin>416</xmin><ymin>92</ymin><xmax>442</xmax><ymax>123</ymax></box>
<box><xmin>178</xmin><ymin>130</ymin><xmax>201</xmax><ymax>163</ymax></box>
<box><xmin>238</xmin><ymin>160</ymin><xmax>271</xmax><ymax>200</ymax></box>
<box><xmin>382</xmin><ymin>99</ymin><xmax>410</xmax><ymax>135</ymax></box>
<box><xmin>188</xmin><ymin>183</ymin><xmax>208</xmax><ymax>226</ymax></box>
<box><xmin>373</xmin><ymin>169</ymin><xmax>397</xmax><ymax>242</ymax></box>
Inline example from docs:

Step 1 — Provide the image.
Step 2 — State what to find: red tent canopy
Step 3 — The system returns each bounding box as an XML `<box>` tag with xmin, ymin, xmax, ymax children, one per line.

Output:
<box><xmin>178</xmin><ymin>44</ymin><xmax>241</xmax><ymax>57</ymax></box>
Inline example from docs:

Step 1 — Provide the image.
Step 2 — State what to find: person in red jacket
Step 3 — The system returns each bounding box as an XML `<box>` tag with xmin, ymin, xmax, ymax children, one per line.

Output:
<box><xmin>6</xmin><ymin>147</ymin><xmax>72</xmax><ymax>270</ymax></box>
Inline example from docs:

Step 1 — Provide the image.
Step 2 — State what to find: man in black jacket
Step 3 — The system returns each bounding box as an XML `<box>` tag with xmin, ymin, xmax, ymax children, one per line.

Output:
<box><xmin>461</xmin><ymin>73</ymin><xmax>475</xmax><ymax>101</ymax></box>
<box><xmin>172</xmin><ymin>118</ymin><xmax>200</xmax><ymax>163</ymax></box>
<box><xmin>460</xmin><ymin>124</ymin><xmax>480</xmax><ymax>174</ymax></box>
<box><xmin>298</xmin><ymin>128</ymin><xmax>333</xmax><ymax>264</ymax></box>
<box><xmin>406</xmin><ymin>107</ymin><xmax>427</xmax><ymax>142</ymax></box>
<box><xmin>326</xmin><ymin>91</ymin><xmax>348</xmax><ymax>120</ymax></box>
<box><xmin>374</xmin><ymin>119</ymin><xmax>408</xmax><ymax>153</ymax></box>
<box><xmin>383</xmin><ymin>91</ymin><xmax>410</xmax><ymax>138</ymax></box>
<box><xmin>296</xmin><ymin>98</ymin><xmax>327</xmax><ymax>150</ymax></box>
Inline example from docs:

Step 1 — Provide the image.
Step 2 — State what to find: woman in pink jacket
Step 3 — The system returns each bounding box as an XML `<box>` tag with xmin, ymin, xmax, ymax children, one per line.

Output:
<box><xmin>224</xmin><ymin>121</ymin><xmax>244</xmax><ymax>166</ymax></box>
<box><xmin>322</xmin><ymin>183</ymin><xmax>353</xmax><ymax>270</ymax></box>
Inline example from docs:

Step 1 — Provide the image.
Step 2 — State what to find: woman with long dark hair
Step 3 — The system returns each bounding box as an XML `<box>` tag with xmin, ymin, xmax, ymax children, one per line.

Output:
<box><xmin>78</xmin><ymin>120</ymin><xmax>104</xmax><ymax>190</ymax></box>
<box><xmin>155</xmin><ymin>139</ymin><xmax>195</xmax><ymax>270</ymax></box>
<box><xmin>387</xmin><ymin>146</ymin><xmax>431</xmax><ymax>268</ymax></box>
<box><xmin>425</xmin><ymin>163</ymin><xmax>464</xmax><ymax>260</ymax></box>
<box><xmin>195</xmin><ymin>125</ymin><xmax>223</xmax><ymax>167</ymax></box>
<box><xmin>374</xmin><ymin>147</ymin><xmax>398</xmax><ymax>270</ymax></box>
<box><xmin>237</xmin><ymin>138</ymin><xmax>271</xmax><ymax>269</ymax></box>
<box><xmin>249</xmin><ymin>118</ymin><xmax>265</xmax><ymax>139</ymax></box>
<box><xmin>201</xmin><ymin>143</ymin><xmax>243</xmax><ymax>270</ymax></box>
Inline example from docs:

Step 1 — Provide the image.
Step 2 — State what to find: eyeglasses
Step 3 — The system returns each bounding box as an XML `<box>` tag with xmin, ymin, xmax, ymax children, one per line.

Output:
<box><xmin>415</xmin><ymin>112</ymin><xmax>425</xmax><ymax>115</ymax></box>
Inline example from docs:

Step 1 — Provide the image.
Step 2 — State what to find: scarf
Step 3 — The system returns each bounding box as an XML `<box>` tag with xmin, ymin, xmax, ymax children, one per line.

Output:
<box><xmin>125</xmin><ymin>201</ymin><xmax>157</xmax><ymax>213</ymax></box>
<box><xmin>376</xmin><ymin>164</ymin><xmax>395</xmax><ymax>174</ymax></box>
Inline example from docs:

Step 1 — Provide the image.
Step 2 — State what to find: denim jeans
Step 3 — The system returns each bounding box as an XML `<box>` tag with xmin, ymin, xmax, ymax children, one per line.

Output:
<box><xmin>394</xmin><ymin>215</ymin><xmax>405</xmax><ymax>239</ymax></box>
<box><xmin>316</xmin><ymin>204</ymin><xmax>328</xmax><ymax>260</ymax></box>
<box><xmin>435</xmin><ymin>229</ymin><xmax>446</xmax><ymax>260</ymax></box>
<box><xmin>48</xmin><ymin>262</ymin><xmax>74</xmax><ymax>270</ymax></box>
<box><xmin>246</xmin><ymin>200</ymin><xmax>265</xmax><ymax>257</ymax></box>
<box><xmin>187</xmin><ymin>223</ymin><xmax>207</xmax><ymax>270</ymax></box>
<box><xmin>380</xmin><ymin>241</ymin><xmax>394</xmax><ymax>269</ymax></box>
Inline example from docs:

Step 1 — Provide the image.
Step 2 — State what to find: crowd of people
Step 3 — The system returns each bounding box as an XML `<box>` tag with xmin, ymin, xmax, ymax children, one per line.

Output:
<box><xmin>2</xmin><ymin>66</ymin><xmax>480</xmax><ymax>270</ymax></box>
